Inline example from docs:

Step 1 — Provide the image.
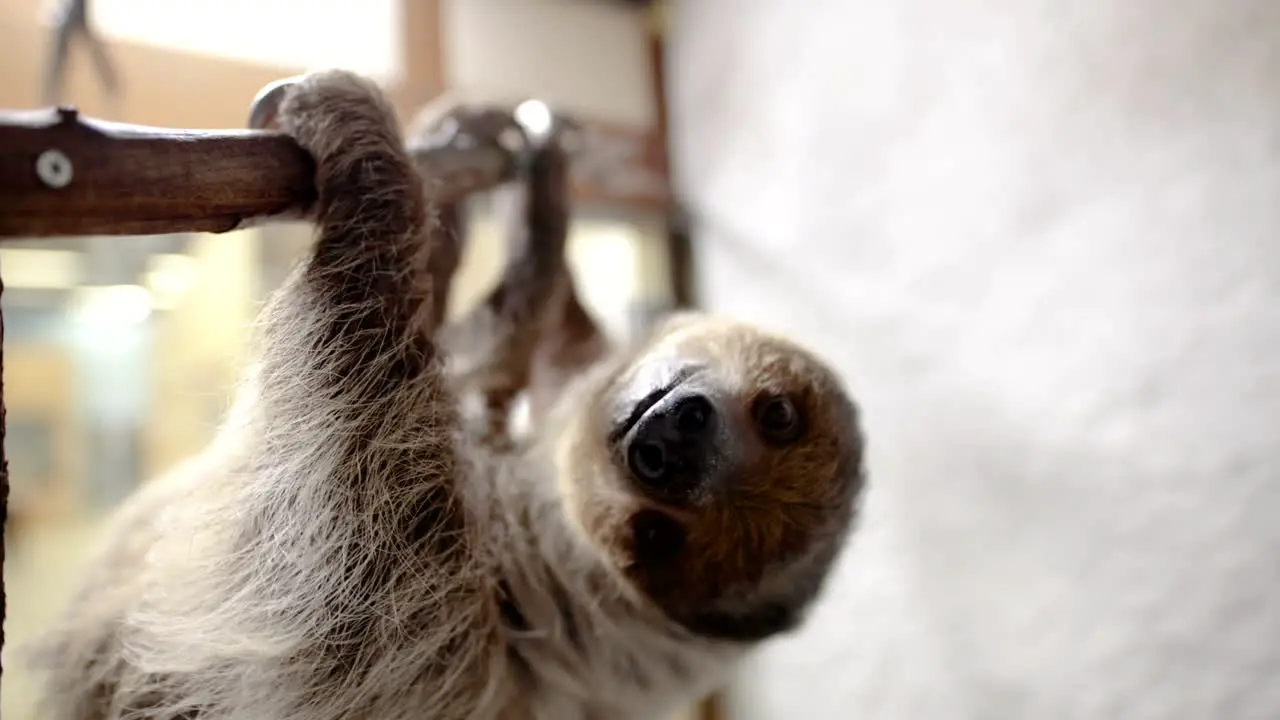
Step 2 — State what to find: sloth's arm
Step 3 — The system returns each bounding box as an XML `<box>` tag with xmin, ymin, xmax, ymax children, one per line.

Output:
<box><xmin>255</xmin><ymin>70</ymin><xmax>473</xmax><ymax>568</ymax></box>
<box><xmin>273</xmin><ymin>75</ymin><xmax>443</xmax><ymax>415</ymax></box>
<box><xmin>440</xmin><ymin>138</ymin><xmax>573</xmax><ymax>439</ymax></box>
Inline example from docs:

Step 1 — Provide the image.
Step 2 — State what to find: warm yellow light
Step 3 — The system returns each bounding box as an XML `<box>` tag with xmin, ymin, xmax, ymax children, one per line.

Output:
<box><xmin>144</xmin><ymin>253</ymin><xmax>200</xmax><ymax>310</ymax></box>
<box><xmin>70</xmin><ymin>285</ymin><xmax>153</xmax><ymax>326</ymax></box>
<box><xmin>0</xmin><ymin>248</ymin><xmax>81</xmax><ymax>289</ymax></box>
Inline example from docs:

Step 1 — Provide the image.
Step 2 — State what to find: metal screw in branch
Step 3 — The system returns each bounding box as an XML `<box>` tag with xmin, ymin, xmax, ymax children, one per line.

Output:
<box><xmin>36</xmin><ymin>148</ymin><xmax>73</xmax><ymax>188</ymax></box>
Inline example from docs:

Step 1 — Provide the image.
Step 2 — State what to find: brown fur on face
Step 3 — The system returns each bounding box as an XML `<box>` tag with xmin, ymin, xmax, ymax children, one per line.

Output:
<box><xmin>553</xmin><ymin>313</ymin><xmax>865</xmax><ymax>641</ymax></box>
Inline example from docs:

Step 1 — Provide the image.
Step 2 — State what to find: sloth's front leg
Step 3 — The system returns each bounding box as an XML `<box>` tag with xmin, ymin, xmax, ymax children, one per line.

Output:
<box><xmin>403</xmin><ymin>98</ymin><xmax>530</xmax><ymax>332</ymax></box>
<box><xmin>437</xmin><ymin>112</ymin><xmax>581</xmax><ymax>443</ymax></box>
<box><xmin>239</xmin><ymin>70</ymin><xmax>505</xmax><ymax>716</ymax></box>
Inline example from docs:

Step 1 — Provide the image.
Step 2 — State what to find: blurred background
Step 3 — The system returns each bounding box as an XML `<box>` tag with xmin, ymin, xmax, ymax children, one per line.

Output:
<box><xmin>4</xmin><ymin>1</ymin><xmax>1280</xmax><ymax>720</ymax></box>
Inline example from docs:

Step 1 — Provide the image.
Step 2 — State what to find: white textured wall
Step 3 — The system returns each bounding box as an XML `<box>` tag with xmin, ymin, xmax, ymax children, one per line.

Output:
<box><xmin>668</xmin><ymin>1</ymin><xmax>1280</xmax><ymax>718</ymax></box>
<box><xmin>442</xmin><ymin>0</ymin><xmax>655</xmax><ymax>126</ymax></box>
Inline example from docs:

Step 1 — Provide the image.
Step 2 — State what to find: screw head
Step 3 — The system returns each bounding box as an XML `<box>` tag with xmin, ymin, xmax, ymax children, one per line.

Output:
<box><xmin>36</xmin><ymin>148</ymin><xmax>74</xmax><ymax>189</ymax></box>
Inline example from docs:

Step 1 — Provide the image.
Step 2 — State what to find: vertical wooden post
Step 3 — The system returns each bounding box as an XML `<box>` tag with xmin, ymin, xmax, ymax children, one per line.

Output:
<box><xmin>646</xmin><ymin>1</ymin><xmax>697</xmax><ymax>311</ymax></box>
<box><xmin>395</xmin><ymin>0</ymin><xmax>448</xmax><ymax>119</ymax></box>
<box><xmin>1</xmin><ymin>272</ymin><xmax>8</xmax><ymax>686</ymax></box>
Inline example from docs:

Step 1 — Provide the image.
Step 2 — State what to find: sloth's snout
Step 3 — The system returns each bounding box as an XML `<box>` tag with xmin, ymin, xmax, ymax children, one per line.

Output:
<box><xmin>625</xmin><ymin>389</ymin><xmax>723</xmax><ymax>496</ymax></box>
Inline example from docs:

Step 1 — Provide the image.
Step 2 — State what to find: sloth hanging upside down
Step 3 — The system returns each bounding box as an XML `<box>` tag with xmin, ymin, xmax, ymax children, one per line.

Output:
<box><xmin>32</xmin><ymin>70</ymin><xmax>866</xmax><ymax>720</ymax></box>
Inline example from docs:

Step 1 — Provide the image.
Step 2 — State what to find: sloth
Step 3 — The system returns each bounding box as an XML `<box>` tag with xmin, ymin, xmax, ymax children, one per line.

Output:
<box><xmin>32</xmin><ymin>70</ymin><xmax>865</xmax><ymax>720</ymax></box>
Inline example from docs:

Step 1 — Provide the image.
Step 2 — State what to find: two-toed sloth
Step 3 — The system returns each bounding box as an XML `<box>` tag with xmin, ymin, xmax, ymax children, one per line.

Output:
<box><xmin>33</xmin><ymin>71</ymin><xmax>865</xmax><ymax>720</ymax></box>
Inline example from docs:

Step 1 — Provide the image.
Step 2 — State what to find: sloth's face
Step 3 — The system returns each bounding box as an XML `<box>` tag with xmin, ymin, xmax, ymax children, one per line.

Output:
<box><xmin>563</xmin><ymin>313</ymin><xmax>865</xmax><ymax>642</ymax></box>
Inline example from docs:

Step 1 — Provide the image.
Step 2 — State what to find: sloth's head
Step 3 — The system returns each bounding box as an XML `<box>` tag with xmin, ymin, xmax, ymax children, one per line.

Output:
<box><xmin>559</xmin><ymin>313</ymin><xmax>865</xmax><ymax>642</ymax></box>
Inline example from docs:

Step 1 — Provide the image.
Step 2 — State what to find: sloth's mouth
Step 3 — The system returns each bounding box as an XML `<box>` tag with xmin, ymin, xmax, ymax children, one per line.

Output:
<box><xmin>608</xmin><ymin>365</ymin><xmax>699</xmax><ymax>447</ymax></box>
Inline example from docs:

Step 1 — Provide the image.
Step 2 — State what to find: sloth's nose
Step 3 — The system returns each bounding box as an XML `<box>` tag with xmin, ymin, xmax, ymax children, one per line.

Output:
<box><xmin>626</xmin><ymin>390</ymin><xmax>719</xmax><ymax>494</ymax></box>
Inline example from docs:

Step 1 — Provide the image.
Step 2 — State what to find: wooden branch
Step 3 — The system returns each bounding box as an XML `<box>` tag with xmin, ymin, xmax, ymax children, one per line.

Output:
<box><xmin>0</xmin><ymin>107</ymin><xmax>519</xmax><ymax>239</ymax></box>
<box><xmin>0</xmin><ymin>108</ymin><xmax>313</xmax><ymax>237</ymax></box>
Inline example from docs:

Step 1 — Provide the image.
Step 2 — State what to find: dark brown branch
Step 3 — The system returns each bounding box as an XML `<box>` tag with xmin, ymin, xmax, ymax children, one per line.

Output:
<box><xmin>0</xmin><ymin>107</ymin><xmax>519</xmax><ymax>239</ymax></box>
<box><xmin>0</xmin><ymin>108</ymin><xmax>315</xmax><ymax>237</ymax></box>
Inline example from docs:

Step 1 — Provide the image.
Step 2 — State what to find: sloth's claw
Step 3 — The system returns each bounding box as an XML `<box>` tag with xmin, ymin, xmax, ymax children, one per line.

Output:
<box><xmin>247</xmin><ymin>75</ymin><xmax>304</xmax><ymax>131</ymax></box>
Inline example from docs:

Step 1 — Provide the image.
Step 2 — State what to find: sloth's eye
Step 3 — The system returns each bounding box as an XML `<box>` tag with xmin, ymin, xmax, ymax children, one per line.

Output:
<box><xmin>752</xmin><ymin>394</ymin><xmax>804</xmax><ymax>446</ymax></box>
